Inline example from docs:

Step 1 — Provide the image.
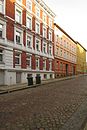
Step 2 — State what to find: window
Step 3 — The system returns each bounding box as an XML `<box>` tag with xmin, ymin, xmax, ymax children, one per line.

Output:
<box><xmin>16</xmin><ymin>31</ymin><xmax>21</xmax><ymax>44</ymax></box>
<box><xmin>56</xmin><ymin>35</ymin><xmax>59</xmax><ymax>42</ymax></box>
<box><xmin>43</xmin><ymin>27</ymin><xmax>46</xmax><ymax>38</ymax></box>
<box><xmin>49</xmin><ymin>45</ymin><xmax>52</xmax><ymax>55</ymax></box>
<box><xmin>49</xmin><ymin>18</ymin><xmax>52</xmax><ymax>27</ymax></box>
<box><xmin>0</xmin><ymin>0</ymin><xmax>4</xmax><ymax>13</ymax></box>
<box><xmin>27</xmin><ymin>35</ymin><xmax>32</xmax><ymax>48</ymax></box>
<box><xmin>17</xmin><ymin>0</ymin><xmax>22</xmax><ymax>3</ymax></box>
<box><xmin>0</xmin><ymin>24</ymin><xmax>2</xmax><ymax>37</ymax></box>
<box><xmin>49</xmin><ymin>31</ymin><xmax>52</xmax><ymax>41</ymax></box>
<box><xmin>36</xmin><ymin>6</ymin><xmax>40</xmax><ymax>17</ymax></box>
<box><xmin>43</xmin><ymin>59</ymin><xmax>46</xmax><ymax>69</ymax></box>
<box><xmin>36</xmin><ymin>58</ymin><xmax>39</xmax><ymax>69</ymax></box>
<box><xmin>49</xmin><ymin>61</ymin><xmax>52</xmax><ymax>70</ymax></box>
<box><xmin>15</xmin><ymin>53</ymin><xmax>21</xmax><ymax>65</ymax></box>
<box><xmin>43</xmin><ymin>13</ymin><xmax>46</xmax><ymax>23</ymax></box>
<box><xmin>26</xmin><ymin>0</ymin><xmax>32</xmax><ymax>11</ymax></box>
<box><xmin>36</xmin><ymin>39</ymin><xmax>40</xmax><ymax>51</ymax></box>
<box><xmin>0</xmin><ymin>49</ymin><xmax>3</xmax><ymax>62</ymax></box>
<box><xmin>60</xmin><ymin>50</ymin><xmax>62</xmax><ymax>56</ymax></box>
<box><xmin>43</xmin><ymin>43</ymin><xmax>47</xmax><ymax>54</ymax></box>
<box><xmin>16</xmin><ymin>9</ymin><xmax>22</xmax><ymax>23</ymax></box>
<box><xmin>26</xmin><ymin>16</ymin><xmax>32</xmax><ymax>29</ymax></box>
<box><xmin>36</xmin><ymin>22</ymin><xmax>40</xmax><ymax>34</ymax></box>
<box><xmin>60</xmin><ymin>62</ymin><xmax>63</xmax><ymax>70</ymax></box>
<box><xmin>26</xmin><ymin>55</ymin><xmax>31</xmax><ymax>67</ymax></box>
<box><xmin>56</xmin><ymin>48</ymin><xmax>58</xmax><ymax>55</ymax></box>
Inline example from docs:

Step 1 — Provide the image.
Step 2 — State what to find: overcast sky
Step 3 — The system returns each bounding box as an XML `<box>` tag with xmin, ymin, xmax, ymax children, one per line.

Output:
<box><xmin>44</xmin><ymin>0</ymin><xmax>87</xmax><ymax>49</ymax></box>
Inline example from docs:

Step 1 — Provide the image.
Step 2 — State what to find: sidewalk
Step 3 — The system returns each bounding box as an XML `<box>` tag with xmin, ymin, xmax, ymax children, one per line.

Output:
<box><xmin>0</xmin><ymin>74</ymin><xmax>84</xmax><ymax>94</ymax></box>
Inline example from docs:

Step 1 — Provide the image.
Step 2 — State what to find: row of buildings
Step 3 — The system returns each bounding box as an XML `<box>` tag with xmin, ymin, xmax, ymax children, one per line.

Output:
<box><xmin>0</xmin><ymin>0</ymin><xmax>86</xmax><ymax>86</ymax></box>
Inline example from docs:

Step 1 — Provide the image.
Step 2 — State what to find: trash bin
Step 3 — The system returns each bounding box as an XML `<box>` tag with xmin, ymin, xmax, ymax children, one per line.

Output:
<box><xmin>36</xmin><ymin>74</ymin><xmax>41</xmax><ymax>84</ymax></box>
<box><xmin>27</xmin><ymin>74</ymin><xmax>33</xmax><ymax>86</ymax></box>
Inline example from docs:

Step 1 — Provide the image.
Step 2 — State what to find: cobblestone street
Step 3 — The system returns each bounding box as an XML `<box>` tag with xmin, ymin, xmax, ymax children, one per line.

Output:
<box><xmin>0</xmin><ymin>76</ymin><xmax>87</xmax><ymax>130</ymax></box>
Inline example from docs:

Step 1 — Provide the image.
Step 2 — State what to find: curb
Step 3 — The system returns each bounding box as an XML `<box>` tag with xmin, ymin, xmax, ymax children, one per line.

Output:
<box><xmin>0</xmin><ymin>75</ymin><xmax>84</xmax><ymax>94</ymax></box>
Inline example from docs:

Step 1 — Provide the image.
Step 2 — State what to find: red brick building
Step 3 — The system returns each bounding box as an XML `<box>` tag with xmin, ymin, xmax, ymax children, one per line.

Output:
<box><xmin>54</xmin><ymin>23</ymin><xmax>76</xmax><ymax>78</ymax></box>
<box><xmin>0</xmin><ymin>0</ymin><xmax>55</xmax><ymax>85</ymax></box>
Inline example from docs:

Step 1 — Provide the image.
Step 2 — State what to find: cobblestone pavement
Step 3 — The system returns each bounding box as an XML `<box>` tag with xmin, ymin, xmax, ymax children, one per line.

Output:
<box><xmin>0</xmin><ymin>76</ymin><xmax>87</xmax><ymax>130</ymax></box>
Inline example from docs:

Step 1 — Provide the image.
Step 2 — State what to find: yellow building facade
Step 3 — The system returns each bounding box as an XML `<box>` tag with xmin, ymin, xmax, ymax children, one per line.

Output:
<box><xmin>76</xmin><ymin>42</ymin><xmax>86</xmax><ymax>74</ymax></box>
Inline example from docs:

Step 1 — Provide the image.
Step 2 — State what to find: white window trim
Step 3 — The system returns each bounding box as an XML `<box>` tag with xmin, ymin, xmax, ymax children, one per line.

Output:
<box><xmin>26</xmin><ymin>54</ymin><xmax>32</xmax><ymax>68</ymax></box>
<box><xmin>14</xmin><ymin>27</ymin><xmax>23</xmax><ymax>46</ymax></box>
<box><xmin>35</xmin><ymin>6</ymin><xmax>40</xmax><ymax>17</ymax></box>
<box><xmin>26</xmin><ymin>14</ymin><xmax>32</xmax><ymax>30</ymax></box>
<box><xmin>15</xmin><ymin>52</ymin><xmax>21</xmax><ymax>65</ymax></box>
<box><xmin>43</xmin><ymin>26</ymin><xmax>47</xmax><ymax>38</ymax></box>
<box><xmin>0</xmin><ymin>0</ymin><xmax>5</xmax><ymax>14</ymax></box>
<box><xmin>0</xmin><ymin>19</ymin><xmax>6</xmax><ymax>39</ymax></box>
<box><xmin>26</xmin><ymin>0</ymin><xmax>32</xmax><ymax>12</ymax></box>
<box><xmin>49</xmin><ymin>18</ymin><xmax>52</xmax><ymax>28</ymax></box>
<box><xmin>35</xmin><ymin>21</ymin><xmax>40</xmax><ymax>34</ymax></box>
<box><xmin>49</xmin><ymin>44</ymin><xmax>53</xmax><ymax>56</ymax></box>
<box><xmin>36</xmin><ymin>57</ymin><xmax>39</xmax><ymax>69</ymax></box>
<box><xmin>15</xmin><ymin>5</ymin><xmax>22</xmax><ymax>24</ymax></box>
<box><xmin>43</xmin><ymin>59</ymin><xmax>46</xmax><ymax>70</ymax></box>
<box><xmin>43</xmin><ymin>12</ymin><xmax>47</xmax><ymax>23</ymax></box>
<box><xmin>43</xmin><ymin>42</ymin><xmax>47</xmax><ymax>54</ymax></box>
<box><xmin>16</xmin><ymin>0</ymin><xmax>22</xmax><ymax>5</ymax></box>
<box><xmin>35</xmin><ymin>38</ymin><xmax>41</xmax><ymax>52</ymax></box>
<box><xmin>49</xmin><ymin>30</ymin><xmax>52</xmax><ymax>41</ymax></box>
<box><xmin>0</xmin><ymin>49</ymin><xmax>3</xmax><ymax>63</ymax></box>
<box><xmin>26</xmin><ymin>33</ymin><xmax>33</xmax><ymax>49</ymax></box>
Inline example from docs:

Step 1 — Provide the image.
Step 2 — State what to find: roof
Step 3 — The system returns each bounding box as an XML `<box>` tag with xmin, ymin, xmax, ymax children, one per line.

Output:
<box><xmin>76</xmin><ymin>41</ymin><xmax>87</xmax><ymax>51</ymax></box>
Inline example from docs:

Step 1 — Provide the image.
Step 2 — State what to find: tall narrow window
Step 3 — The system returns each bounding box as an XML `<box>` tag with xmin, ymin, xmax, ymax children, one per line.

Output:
<box><xmin>26</xmin><ymin>0</ymin><xmax>32</xmax><ymax>11</ymax></box>
<box><xmin>26</xmin><ymin>55</ymin><xmax>31</xmax><ymax>67</ymax></box>
<box><xmin>0</xmin><ymin>0</ymin><xmax>3</xmax><ymax>13</ymax></box>
<box><xmin>36</xmin><ymin>58</ymin><xmax>39</xmax><ymax>69</ymax></box>
<box><xmin>26</xmin><ymin>17</ymin><xmax>32</xmax><ymax>29</ymax></box>
<box><xmin>0</xmin><ymin>24</ymin><xmax>2</xmax><ymax>37</ymax></box>
<box><xmin>43</xmin><ymin>27</ymin><xmax>46</xmax><ymax>38</ymax></box>
<box><xmin>36</xmin><ymin>6</ymin><xmax>40</xmax><ymax>17</ymax></box>
<box><xmin>0</xmin><ymin>49</ymin><xmax>3</xmax><ymax>62</ymax></box>
<box><xmin>27</xmin><ymin>35</ymin><xmax>32</xmax><ymax>48</ymax></box>
<box><xmin>36</xmin><ymin>39</ymin><xmax>40</xmax><ymax>51</ymax></box>
<box><xmin>16</xmin><ymin>9</ymin><xmax>22</xmax><ymax>23</ymax></box>
<box><xmin>43</xmin><ymin>43</ymin><xmax>47</xmax><ymax>54</ymax></box>
<box><xmin>43</xmin><ymin>59</ymin><xmax>46</xmax><ymax>69</ymax></box>
<box><xmin>16</xmin><ymin>31</ymin><xmax>21</xmax><ymax>44</ymax></box>
<box><xmin>15</xmin><ymin>53</ymin><xmax>21</xmax><ymax>65</ymax></box>
<box><xmin>36</xmin><ymin>22</ymin><xmax>40</xmax><ymax>34</ymax></box>
<box><xmin>49</xmin><ymin>61</ymin><xmax>52</xmax><ymax>70</ymax></box>
<box><xmin>49</xmin><ymin>31</ymin><xmax>52</xmax><ymax>41</ymax></box>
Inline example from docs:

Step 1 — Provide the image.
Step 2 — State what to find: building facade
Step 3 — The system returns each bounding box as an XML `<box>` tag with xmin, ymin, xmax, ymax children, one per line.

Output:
<box><xmin>76</xmin><ymin>42</ymin><xmax>86</xmax><ymax>74</ymax></box>
<box><xmin>0</xmin><ymin>0</ymin><xmax>55</xmax><ymax>85</ymax></box>
<box><xmin>54</xmin><ymin>24</ymin><xmax>76</xmax><ymax>78</ymax></box>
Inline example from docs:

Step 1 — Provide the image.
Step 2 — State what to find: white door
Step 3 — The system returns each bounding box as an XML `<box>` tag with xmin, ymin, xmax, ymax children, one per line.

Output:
<box><xmin>0</xmin><ymin>70</ymin><xmax>4</xmax><ymax>85</ymax></box>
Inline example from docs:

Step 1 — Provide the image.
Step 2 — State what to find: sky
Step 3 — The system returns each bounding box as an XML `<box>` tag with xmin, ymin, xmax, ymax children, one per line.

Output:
<box><xmin>44</xmin><ymin>0</ymin><xmax>87</xmax><ymax>50</ymax></box>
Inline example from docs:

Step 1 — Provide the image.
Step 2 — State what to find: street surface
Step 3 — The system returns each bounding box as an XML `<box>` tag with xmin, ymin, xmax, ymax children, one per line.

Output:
<box><xmin>0</xmin><ymin>76</ymin><xmax>87</xmax><ymax>130</ymax></box>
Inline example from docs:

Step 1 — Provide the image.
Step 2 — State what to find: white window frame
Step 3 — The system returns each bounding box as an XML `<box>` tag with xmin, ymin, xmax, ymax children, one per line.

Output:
<box><xmin>14</xmin><ymin>27</ymin><xmax>23</xmax><ymax>45</ymax></box>
<box><xmin>35</xmin><ymin>21</ymin><xmax>40</xmax><ymax>34</ymax></box>
<box><xmin>26</xmin><ymin>54</ymin><xmax>31</xmax><ymax>68</ymax></box>
<box><xmin>49</xmin><ymin>44</ymin><xmax>52</xmax><ymax>56</ymax></box>
<box><xmin>16</xmin><ymin>0</ymin><xmax>22</xmax><ymax>4</ymax></box>
<box><xmin>35</xmin><ymin>38</ymin><xmax>41</xmax><ymax>52</ymax></box>
<box><xmin>26</xmin><ymin>0</ymin><xmax>32</xmax><ymax>11</ymax></box>
<box><xmin>26</xmin><ymin>34</ymin><xmax>33</xmax><ymax>49</ymax></box>
<box><xmin>0</xmin><ymin>19</ymin><xmax>6</xmax><ymax>39</ymax></box>
<box><xmin>15</xmin><ymin>52</ymin><xmax>21</xmax><ymax>65</ymax></box>
<box><xmin>43</xmin><ymin>59</ymin><xmax>46</xmax><ymax>70</ymax></box>
<box><xmin>36</xmin><ymin>6</ymin><xmax>40</xmax><ymax>17</ymax></box>
<box><xmin>15</xmin><ymin>6</ymin><xmax>22</xmax><ymax>24</ymax></box>
<box><xmin>43</xmin><ymin>42</ymin><xmax>47</xmax><ymax>54</ymax></box>
<box><xmin>36</xmin><ymin>57</ymin><xmax>39</xmax><ymax>69</ymax></box>
<box><xmin>0</xmin><ymin>49</ymin><xmax>3</xmax><ymax>62</ymax></box>
<box><xmin>49</xmin><ymin>61</ymin><xmax>52</xmax><ymax>70</ymax></box>
<box><xmin>0</xmin><ymin>0</ymin><xmax>5</xmax><ymax>14</ymax></box>
<box><xmin>49</xmin><ymin>31</ymin><xmax>52</xmax><ymax>41</ymax></box>
<box><xmin>26</xmin><ymin>14</ymin><xmax>32</xmax><ymax>30</ymax></box>
<box><xmin>49</xmin><ymin>18</ymin><xmax>52</xmax><ymax>28</ymax></box>
<box><xmin>43</xmin><ymin>13</ymin><xmax>46</xmax><ymax>23</ymax></box>
<box><xmin>43</xmin><ymin>26</ymin><xmax>46</xmax><ymax>38</ymax></box>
